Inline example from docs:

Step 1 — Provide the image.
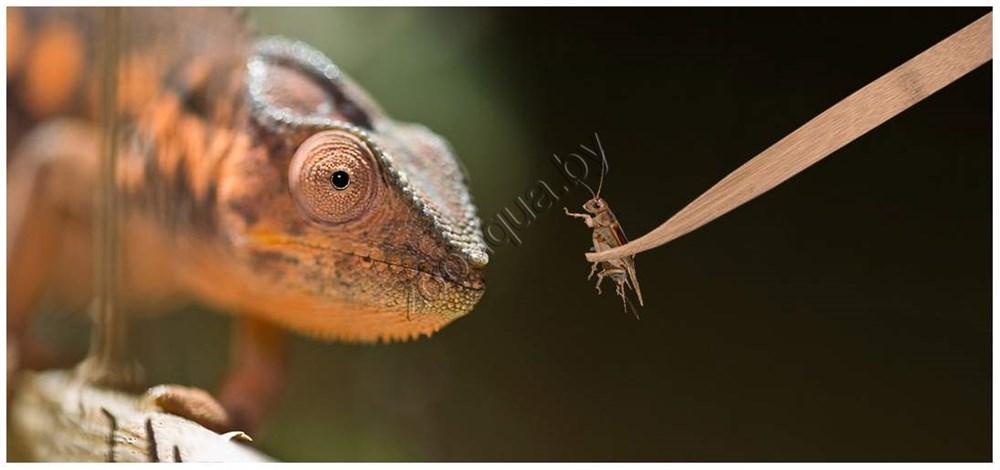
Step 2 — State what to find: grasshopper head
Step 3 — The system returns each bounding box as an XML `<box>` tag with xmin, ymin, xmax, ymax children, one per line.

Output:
<box><xmin>583</xmin><ymin>197</ymin><xmax>608</xmax><ymax>214</ymax></box>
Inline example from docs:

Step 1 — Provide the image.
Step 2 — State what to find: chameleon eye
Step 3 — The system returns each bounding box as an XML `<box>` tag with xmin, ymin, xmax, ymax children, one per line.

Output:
<box><xmin>330</xmin><ymin>170</ymin><xmax>350</xmax><ymax>190</ymax></box>
<box><xmin>289</xmin><ymin>130</ymin><xmax>379</xmax><ymax>224</ymax></box>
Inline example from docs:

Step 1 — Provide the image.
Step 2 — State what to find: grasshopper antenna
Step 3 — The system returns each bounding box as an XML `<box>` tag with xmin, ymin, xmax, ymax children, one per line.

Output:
<box><xmin>594</xmin><ymin>133</ymin><xmax>609</xmax><ymax>199</ymax></box>
<box><xmin>577</xmin><ymin>178</ymin><xmax>598</xmax><ymax>200</ymax></box>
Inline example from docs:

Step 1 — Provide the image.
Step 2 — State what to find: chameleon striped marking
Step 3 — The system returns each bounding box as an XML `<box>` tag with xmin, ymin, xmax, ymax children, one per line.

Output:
<box><xmin>23</xmin><ymin>19</ymin><xmax>85</xmax><ymax>118</ymax></box>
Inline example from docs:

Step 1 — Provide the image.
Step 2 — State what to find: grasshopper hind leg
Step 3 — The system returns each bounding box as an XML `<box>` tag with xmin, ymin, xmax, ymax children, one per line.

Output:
<box><xmin>597</xmin><ymin>268</ymin><xmax>640</xmax><ymax>319</ymax></box>
<box><xmin>593</xmin><ymin>266</ymin><xmax>619</xmax><ymax>295</ymax></box>
<box><xmin>587</xmin><ymin>262</ymin><xmax>600</xmax><ymax>280</ymax></box>
<box><xmin>591</xmin><ymin>267</ymin><xmax>639</xmax><ymax>318</ymax></box>
<box><xmin>594</xmin><ymin>273</ymin><xmax>605</xmax><ymax>295</ymax></box>
<box><xmin>613</xmin><ymin>279</ymin><xmax>639</xmax><ymax>319</ymax></box>
<box><xmin>594</xmin><ymin>267</ymin><xmax>624</xmax><ymax>296</ymax></box>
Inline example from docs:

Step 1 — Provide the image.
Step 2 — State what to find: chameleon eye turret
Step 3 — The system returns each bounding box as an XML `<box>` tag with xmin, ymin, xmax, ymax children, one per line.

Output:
<box><xmin>288</xmin><ymin>130</ymin><xmax>380</xmax><ymax>225</ymax></box>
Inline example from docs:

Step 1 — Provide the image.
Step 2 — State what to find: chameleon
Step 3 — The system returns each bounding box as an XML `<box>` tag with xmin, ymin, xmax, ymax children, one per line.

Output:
<box><xmin>7</xmin><ymin>8</ymin><xmax>489</xmax><ymax>432</ymax></box>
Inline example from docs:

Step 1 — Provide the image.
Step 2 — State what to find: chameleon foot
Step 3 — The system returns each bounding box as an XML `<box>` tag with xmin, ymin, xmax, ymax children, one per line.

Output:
<box><xmin>217</xmin><ymin>317</ymin><xmax>287</xmax><ymax>434</ymax></box>
<box><xmin>218</xmin><ymin>366</ymin><xmax>283</xmax><ymax>435</ymax></box>
<box><xmin>142</xmin><ymin>384</ymin><xmax>235</xmax><ymax>435</ymax></box>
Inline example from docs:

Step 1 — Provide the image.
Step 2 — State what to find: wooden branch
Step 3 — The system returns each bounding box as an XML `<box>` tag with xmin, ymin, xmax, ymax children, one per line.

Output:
<box><xmin>8</xmin><ymin>370</ymin><xmax>272</xmax><ymax>462</ymax></box>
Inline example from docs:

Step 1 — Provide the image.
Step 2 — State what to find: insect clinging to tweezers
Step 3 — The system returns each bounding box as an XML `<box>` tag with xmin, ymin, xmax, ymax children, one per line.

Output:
<box><xmin>564</xmin><ymin>135</ymin><xmax>644</xmax><ymax>317</ymax></box>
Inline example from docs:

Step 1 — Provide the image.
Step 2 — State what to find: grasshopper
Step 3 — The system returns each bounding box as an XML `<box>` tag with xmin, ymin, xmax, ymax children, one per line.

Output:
<box><xmin>564</xmin><ymin>135</ymin><xmax>644</xmax><ymax>317</ymax></box>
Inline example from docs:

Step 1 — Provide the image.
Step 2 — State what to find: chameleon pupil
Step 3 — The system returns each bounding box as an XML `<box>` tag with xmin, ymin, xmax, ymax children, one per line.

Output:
<box><xmin>331</xmin><ymin>170</ymin><xmax>350</xmax><ymax>190</ymax></box>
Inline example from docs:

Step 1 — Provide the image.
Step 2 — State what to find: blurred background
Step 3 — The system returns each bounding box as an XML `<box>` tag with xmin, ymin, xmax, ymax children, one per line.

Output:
<box><xmin>22</xmin><ymin>8</ymin><xmax>990</xmax><ymax>461</ymax></box>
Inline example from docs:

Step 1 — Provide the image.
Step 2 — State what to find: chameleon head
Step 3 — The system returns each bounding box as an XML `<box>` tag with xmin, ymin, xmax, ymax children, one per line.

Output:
<box><xmin>214</xmin><ymin>38</ymin><xmax>489</xmax><ymax>342</ymax></box>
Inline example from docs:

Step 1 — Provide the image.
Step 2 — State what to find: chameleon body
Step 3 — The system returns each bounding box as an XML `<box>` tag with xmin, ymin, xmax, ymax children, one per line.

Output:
<box><xmin>7</xmin><ymin>8</ymin><xmax>488</xmax><ymax>429</ymax></box>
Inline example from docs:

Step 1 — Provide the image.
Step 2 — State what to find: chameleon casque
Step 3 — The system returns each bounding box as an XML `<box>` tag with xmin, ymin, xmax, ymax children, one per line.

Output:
<box><xmin>7</xmin><ymin>8</ymin><xmax>489</xmax><ymax>431</ymax></box>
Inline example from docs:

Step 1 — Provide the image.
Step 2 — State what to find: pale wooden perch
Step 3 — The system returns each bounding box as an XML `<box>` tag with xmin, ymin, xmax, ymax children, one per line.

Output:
<box><xmin>8</xmin><ymin>370</ymin><xmax>272</xmax><ymax>462</ymax></box>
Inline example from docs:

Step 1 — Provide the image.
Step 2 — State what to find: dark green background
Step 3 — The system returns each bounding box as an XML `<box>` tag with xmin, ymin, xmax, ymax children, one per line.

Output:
<box><xmin>39</xmin><ymin>8</ymin><xmax>992</xmax><ymax>461</ymax></box>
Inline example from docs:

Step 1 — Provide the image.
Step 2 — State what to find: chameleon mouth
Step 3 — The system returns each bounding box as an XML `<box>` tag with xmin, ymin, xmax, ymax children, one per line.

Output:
<box><xmin>237</xmin><ymin>231</ymin><xmax>485</xmax><ymax>342</ymax></box>
<box><xmin>246</xmin><ymin>231</ymin><xmax>485</xmax><ymax>292</ymax></box>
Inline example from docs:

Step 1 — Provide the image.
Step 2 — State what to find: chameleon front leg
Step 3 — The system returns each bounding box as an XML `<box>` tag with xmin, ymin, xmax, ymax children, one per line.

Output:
<box><xmin>8</xmin><ymin>119</ymin><xmax>99</xmax><ymax>377</ymax></box>
<box><xmin>8</xmin><ymin>195</ymin><xmax>63</xmax><ymax>375</ymax></box>
<box><xmin>218</xmin><ymin>317</ymin><xmax>287</xmax><ymax>433</ymax></box>
<box><xmin>7</xmin><ymin>209</ymin><xmax>68</xmax><ymax>384</ymax></box>
<box><xmin>150</xmin><ymin>317</ymin><xmax>286</xmax><ymax>434</ymax></box>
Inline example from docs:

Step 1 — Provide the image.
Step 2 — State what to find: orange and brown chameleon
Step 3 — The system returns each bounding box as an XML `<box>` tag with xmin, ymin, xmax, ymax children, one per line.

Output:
<box><xmin>7</xmin><ymin>8</ymin><xmax>489</xmax><ymax>432</ymax></box>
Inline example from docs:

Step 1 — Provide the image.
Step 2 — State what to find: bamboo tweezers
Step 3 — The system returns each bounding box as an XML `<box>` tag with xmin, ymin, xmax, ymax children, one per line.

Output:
<box><xmin>588</xmin><ymin>12</ymin><xmax>992</xmax><ymax>263</ymax></box>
